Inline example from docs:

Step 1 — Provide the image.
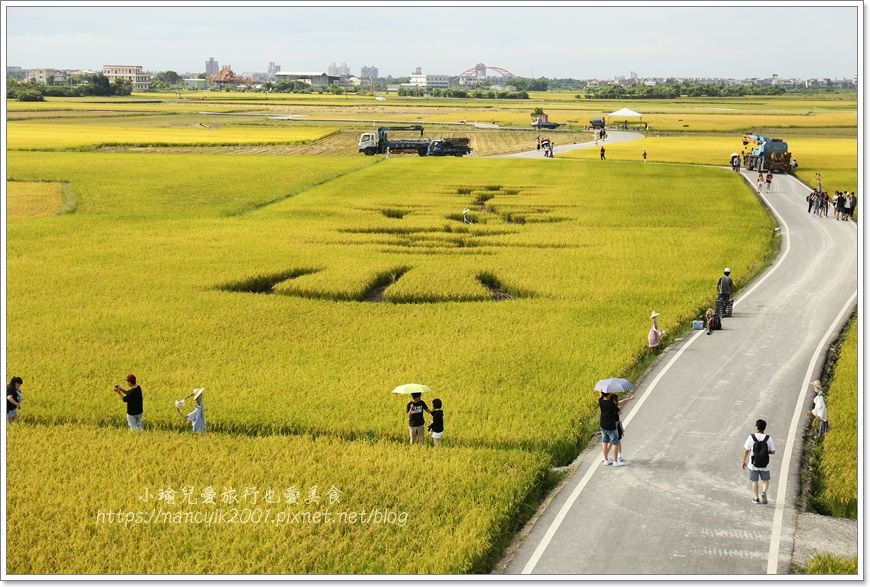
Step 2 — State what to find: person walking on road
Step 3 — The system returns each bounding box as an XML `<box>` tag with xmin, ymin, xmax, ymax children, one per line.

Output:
<box><xmin>599</xmin><ymin>391</ymin><xmax>623</xmax><ymax>466</ymax></box>
<box><xmin>756</xmin><ymin>172</ymin><xmax>764</xmax><ymax>192</ymax></box>
<box><xmin>765</xmin><ymin>171</ymin><xmax>773</xmax><ymax>192</ymax></box>
<box><xmin>610</xmin><ymin>392</ymin><xmax>635</xmax><ymax>463</ymax></box>
<box><xmin>600</xmin><ymin>146</ymin><xmax>606</xmax><ymax>160</ymax></box>
<box><xmin>742</xmin><ymin>419</ymin><xmax>776</xmax><ymax>504</ymax></box>
<box><xmin>114</xmin><ymin>374</ymin><xmax>143</xmax><ymax>431</ymax></box>
<box><xmin>717</xmin><ymin>268</ymin><xmax>733</xmax><ymax>308</ymax></box>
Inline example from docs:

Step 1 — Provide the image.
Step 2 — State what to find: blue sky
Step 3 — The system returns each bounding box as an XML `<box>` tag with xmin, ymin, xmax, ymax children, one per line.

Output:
<box><xmin>3</xmin><ymin>2</ymin><xmax>861</xmax><ymax>79</ymax></box>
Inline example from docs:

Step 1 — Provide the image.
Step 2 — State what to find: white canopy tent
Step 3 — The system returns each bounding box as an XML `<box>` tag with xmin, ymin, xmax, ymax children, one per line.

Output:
<box><xmin>608</xmin><ymin>107</ymin><xmax>642</xmax><ymax>119</ymax></box>
<box><xmin>607</xmin><ymin>107</ymin><xmax>644</xmax><ymax>129</ymax></box>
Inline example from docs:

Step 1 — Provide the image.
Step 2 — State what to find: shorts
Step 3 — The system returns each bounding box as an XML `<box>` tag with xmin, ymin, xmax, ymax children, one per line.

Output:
<box><xmin>749</xmin><ymin>469</ymin><xmax>770</xmax><ymax>482</ymax></box>
<box><xmin>7</xmin><ymin>408</ymin><xmax>18</xmax><ymax>418</ymax></box>
<box><xmin>601</xmin><ymin>428</ymin><xmax>619</xmax><ymax>445</ymax></box>
<box><xmin>127</xmin><ymin>413</ymin><xmax>143</xmax><ymax>430</ymax></box>
<box><xmin>429</xmin><ymin>430</ymin><xmax>443</xmax><ymax>440</ymax></box>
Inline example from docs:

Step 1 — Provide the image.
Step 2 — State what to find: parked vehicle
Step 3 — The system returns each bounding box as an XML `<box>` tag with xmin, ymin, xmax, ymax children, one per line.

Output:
<box><xmin>358</xmin><ymin>125</ymin><xmax>431</xmax><ymax>156</ymax></box>
<box><xmin>531</xmin><ymin>113</ymin><xmax>563</xmax><ymax>129</ymax></box>
<box><xmin>427</xmin><ymin>138</ymin><xmax>472</xmax><ymax>157</ymax></box>
<box><xmin>741</xmin><ymin>133</ymin><xmax>792</xmax><ymax>173</ymax></box>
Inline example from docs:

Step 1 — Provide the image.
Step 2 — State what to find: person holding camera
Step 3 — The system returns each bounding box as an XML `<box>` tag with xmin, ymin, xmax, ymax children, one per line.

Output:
<box><xmin>114</xmin><ymin>374</ymin><xmax>143</xmax><ymax>431</ymax></box>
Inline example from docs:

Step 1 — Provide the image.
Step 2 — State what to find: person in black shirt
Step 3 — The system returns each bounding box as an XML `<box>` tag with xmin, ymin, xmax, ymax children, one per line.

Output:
<box><xmin>428</xmin><ymin>398</ymin><xmax>444</xmax><ymax>447</ymax></box>
<box><xmin>114</xmin><ymin>373</ymin><xmax>143</xmax><ymax>431</ymax></box>
<box><xmin>599</xmin><ymin>392</ymin><xmax>622</xmax><ymax>466</ymax></box>
<box><xmin>406</xmin><ymin>392</ymin><xmax>431</xmax><ymax>445</ymax></box>
<box><xmin>7</xmin><ymin>376</ymin><xmax>23</xmax><ymax>424</ymax></box>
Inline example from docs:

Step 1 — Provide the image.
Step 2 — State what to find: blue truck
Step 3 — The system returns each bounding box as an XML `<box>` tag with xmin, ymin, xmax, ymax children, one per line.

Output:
<box><xmin>741</xmin><ymin>133</ymin><xmax>792</xmax><ymax>173</ymax></box>
<box><xmin>427</xmin><ymin>137</ymin><xmax>472</xmax><ymax>157</ymax></box>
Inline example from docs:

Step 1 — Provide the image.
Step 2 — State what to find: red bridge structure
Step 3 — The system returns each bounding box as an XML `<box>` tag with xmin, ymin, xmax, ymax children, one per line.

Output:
<box><xmin>457</xmin><ymin>63</ymin><xmax>516</xmax><ymax>85</ymax></box>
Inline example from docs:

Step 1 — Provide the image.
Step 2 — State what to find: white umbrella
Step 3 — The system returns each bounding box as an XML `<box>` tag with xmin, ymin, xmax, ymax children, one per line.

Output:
<box><xmin>594</xmin><ymin>378</ymin><xmax>634</xmax><ymax>394</ymax></box>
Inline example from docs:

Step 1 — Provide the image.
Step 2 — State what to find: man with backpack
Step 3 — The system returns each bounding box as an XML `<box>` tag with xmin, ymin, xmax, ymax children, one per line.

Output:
<box><xmin>742</xmin><ymin>419</ymin><xmax>776</xmax><ymax>505</ymax></box>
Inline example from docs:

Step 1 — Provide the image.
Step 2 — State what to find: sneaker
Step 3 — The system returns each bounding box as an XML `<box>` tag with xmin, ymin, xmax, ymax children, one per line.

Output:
<box><xmin>752</xmin><ymin>497</ymin><xmax>761</xmax><ymax>505</ymax></box>
<box><xmin>612</xmin><ymin>461</ymin><xmax>625</xmax><ymax>467</ymax></box>
<box><xmin>761</xmin><ymin>492</ymin><xmax>768</xmax><ymax>504</ymax></box>
<box><xmin>603</xmin><ymin>460</ymin><xmax>613</xmax><ymax>466</ymax></box>
<box><xmin>617</xmin><ymin>455</ymin><xmax>623</xmax><ymax>463</ymax></box>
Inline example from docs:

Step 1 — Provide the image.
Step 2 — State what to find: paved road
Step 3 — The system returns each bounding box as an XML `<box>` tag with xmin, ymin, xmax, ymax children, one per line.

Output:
<box><xmin>497</xmin><ymin>129</ymin><xmax>643</xmax><ymax>158</ymax></box>
<box><xmin>501</xmin><ymin>168</ymin><xmax>858</xmax><ymax>576</ymax></box>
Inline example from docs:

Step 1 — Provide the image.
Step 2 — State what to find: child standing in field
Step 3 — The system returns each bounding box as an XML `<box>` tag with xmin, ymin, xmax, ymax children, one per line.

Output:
<box><xmin>428</xmin><ymin>398</ymin><xmax>444</xmax><ymax>447</ymax></box>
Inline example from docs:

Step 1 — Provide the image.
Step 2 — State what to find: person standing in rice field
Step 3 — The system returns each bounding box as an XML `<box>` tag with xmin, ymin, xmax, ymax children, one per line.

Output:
<box><xmin>176</xmin><ymin>388</ymin><xmax>206</xmax><ymax>433</ymax></box>
<box><xmin>648</xmin><ymin>311</ymin><xmax>665</xmax><ymax>348</ymax></box>
<box><xmin>114</xmin><ymin>374</ymin><xmax>143</xmax><ymax>431</ymax></box>
<box><xmin>7</xmin><ymin>376</ymin><xmax>23</xmax><ymax>424</ymax></box>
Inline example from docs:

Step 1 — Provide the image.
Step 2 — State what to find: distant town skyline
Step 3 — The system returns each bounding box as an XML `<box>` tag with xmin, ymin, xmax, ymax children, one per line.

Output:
<box><xmin>4</xmin><ymin>3</ymin><xmax>862</xmax><ymax>80</ymax></box>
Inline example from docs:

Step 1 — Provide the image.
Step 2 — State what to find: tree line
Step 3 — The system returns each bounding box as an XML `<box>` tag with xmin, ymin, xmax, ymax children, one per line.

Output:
<box><xmin>7</xmin><ymin>74</ymin><xmax>132</xmax><ymax>101</ymax></box>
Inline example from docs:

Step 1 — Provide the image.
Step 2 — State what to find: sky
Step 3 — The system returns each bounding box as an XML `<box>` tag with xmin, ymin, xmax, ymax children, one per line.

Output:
<box><xmin>2</xmin><ymin>2</ymin><xmax>862</xmax><ymax>80</ymax></box>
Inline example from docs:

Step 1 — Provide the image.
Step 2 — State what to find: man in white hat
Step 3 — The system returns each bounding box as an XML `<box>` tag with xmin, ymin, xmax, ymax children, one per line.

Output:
<box><xmin>176</xmin><ymin>388</ymin><xmax>206</xmax><ymax>433</ymax></box>
<box><xmin>717</xmin><ymin>268</ymin><xmax>733</xmax><ymax>314</ymax></box>
<box><xmin>805</xmin><ymin>380</ymin><xmax>829</xmax><ymax>437</ymax></box>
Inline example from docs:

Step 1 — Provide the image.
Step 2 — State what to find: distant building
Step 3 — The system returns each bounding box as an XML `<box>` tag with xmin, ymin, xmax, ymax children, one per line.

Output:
<box><xmin>25</xmin><ymin>67</ymin><xmax>68</xmax><ymax>85</ymax></box>
<box><xmin>410</xmin><ymin>73</ymin><xmax>449</xmax><ymax>89</ymax></box>
<box><xmin>183</xmin><ymin>78</ymin><xmax>207</xmax><ymax>90</ymax></box>
<box><xmin>206</xmin><ymin>57</ymin><xmax>219</xmax><ymax>76</ymax></box>
<box><xmin>360</xmin><ymin>65</ymin><xmax>378</xmax><ymax>80</ymax></box>
<box><xmin>328</xmin><ymin>62</ymin><xmax>337</xmax><ymax>76</ymax></box>
<box><xmin>102</xmin><ymin>65</ymin><xmax>150</xmax><ymax>90</ymax></box>
<box><xmin>208</xmin><ymin>65</ymin><xmax>247</xmax><ymax>87</ymax></box>
<box><xmin>7</xmin><ymin>65</ymin><xmax>25</xmax><ymax>80</ymax></box>
<box><xmin>274</xmin><ymin>71</ymin><xmax>340</xmax><ymax>88</ymax></box>
<box><xmin>267</xmin><ymin>62</ymin><xmax>281</xmax><ymax>80</ymax></box>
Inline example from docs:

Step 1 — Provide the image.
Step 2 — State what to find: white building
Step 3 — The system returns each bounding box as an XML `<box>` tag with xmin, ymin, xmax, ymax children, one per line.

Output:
<box><xmin>102</xmin><ymin>65</ymin><xmax>151</xmax><ymax>90</ymax></box>
<box><xmin>274</xmin><ymin>71</ymin><xmax>340</xmax><ymax>88</ymax></box>
<box><xmin>25</xmin><ymin>67</ymin><xmax>68</xmax><ymax>85</ymax></box>
<box><xmin>409</xmin><ymin>73</ymin><xmax>449</xmax><ymax>89</ymax></box>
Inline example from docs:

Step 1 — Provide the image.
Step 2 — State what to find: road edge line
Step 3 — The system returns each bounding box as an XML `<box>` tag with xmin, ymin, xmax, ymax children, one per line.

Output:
<box><xmin>767</xmin><ymin>290</ymin><xmax>858</xmax><ymax>574</ymax></box>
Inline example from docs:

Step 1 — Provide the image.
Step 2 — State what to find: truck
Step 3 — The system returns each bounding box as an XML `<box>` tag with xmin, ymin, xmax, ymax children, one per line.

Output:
<box><xmin>426</xmin><ymin>137</ymin><xmax>472</xmax><ymax>157</ymax></box>
<box><xmin>741</xmin><ymin>133</ymin><xmax>792</xmax><ymax>173</ymax></box>
<box><xmin>589</xmin><ymin>116</ymin><xmax>606</xmax><ymax>129</ymax></box>
<box><xmin>531</xmin><ymin>112</ymin><xmax>563</xmax><ymax>130</ymax></box>
<box><xmin>358</xmin><ymin>125</ymin><xmax>432</xmax><ymax>156</ymax></box>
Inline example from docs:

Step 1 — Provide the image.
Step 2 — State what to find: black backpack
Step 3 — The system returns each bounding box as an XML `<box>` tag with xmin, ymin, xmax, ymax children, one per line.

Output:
<box><xmin>751</xmin><ymin>434</ymin><xmax>770</xmax><ymax>468</ymax></box>
<box><xmin>711</xmin><ymin>313</ymin><xmax>722</xmax><ymax>331</ymax></box>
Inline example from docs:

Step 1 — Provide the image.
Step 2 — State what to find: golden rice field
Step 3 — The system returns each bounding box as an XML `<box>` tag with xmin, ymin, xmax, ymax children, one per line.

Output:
<box><xmin>559</xmin><ymin>135</ymin><xmax>858</xmax><ymax>195</ymax></box>
<box><xmin>6</xmin><ymin>424</ymin><xmax>548</xmax><ymax>574</ymax></box>
<box><xmin>3</xmin><ymin>95</ymin><xmax>856</xmax><ymax>574</ymax></box>
<box><xmin>6</xmin><ymin>181</ymin><xmax>66</xmax><ymax>219</ymax></box>
<box><xmin>817</xmin><ymin>318</ymin><xmax>858</xmax><ymax>518</ymax></box>
<box><xmin>6</xmin><ymin>121</ymin><xmax>339</xmax><ymax>150</ymax></box>
<box><xmin>6</xmin><ymin>152</ymin><xmax>775</xmax><ymax>463</ymax></box>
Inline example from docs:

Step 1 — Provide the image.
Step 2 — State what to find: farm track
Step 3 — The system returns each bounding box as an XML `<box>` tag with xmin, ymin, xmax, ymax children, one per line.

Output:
<box><xmin>97</xmin><ymin>128</ymin><xmax>567</xmax><ymax>157</ymax></box>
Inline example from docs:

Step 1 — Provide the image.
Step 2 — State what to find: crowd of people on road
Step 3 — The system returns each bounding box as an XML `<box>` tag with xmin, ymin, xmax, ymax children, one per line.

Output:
<box><xmin>807</xmin><ymin>189</ymin><xmax>857</xmax><ymax>221</ymax></box>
